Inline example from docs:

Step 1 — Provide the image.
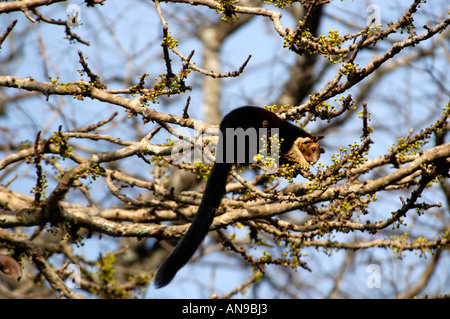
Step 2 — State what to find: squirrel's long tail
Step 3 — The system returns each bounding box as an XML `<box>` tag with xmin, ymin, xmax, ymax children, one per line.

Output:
<box><xmin>154</xmin><ymin>162</ymin><xmax>231</xmax><ymax>288</ymax></box>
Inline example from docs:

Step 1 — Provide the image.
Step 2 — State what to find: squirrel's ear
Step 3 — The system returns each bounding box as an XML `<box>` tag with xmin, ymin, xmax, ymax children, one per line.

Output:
<box><xmin>314</xmin><ymin>135</ymin><xmax>324</xmax><ymax>141</ymax></box>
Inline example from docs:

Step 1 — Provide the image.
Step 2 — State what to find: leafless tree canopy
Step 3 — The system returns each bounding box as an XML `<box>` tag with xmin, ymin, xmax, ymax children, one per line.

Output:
<box><xmin>0</xmin><ymin>0</ymin><xmax>448</xmax><ymax>299</ymax></box>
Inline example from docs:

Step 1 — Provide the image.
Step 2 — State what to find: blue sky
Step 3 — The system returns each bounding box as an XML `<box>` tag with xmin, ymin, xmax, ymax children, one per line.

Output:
<box><xmin>0</xmin><ymin>0</ymin><xmax>448</xmax><ymax>298</ymax></box>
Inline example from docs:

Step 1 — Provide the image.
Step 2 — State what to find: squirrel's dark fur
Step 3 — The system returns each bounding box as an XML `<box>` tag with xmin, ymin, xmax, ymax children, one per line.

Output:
<box><xmin>154</xmin><ymin>106</ymin><xmax>324</xmax><ymax>288</ymax></box>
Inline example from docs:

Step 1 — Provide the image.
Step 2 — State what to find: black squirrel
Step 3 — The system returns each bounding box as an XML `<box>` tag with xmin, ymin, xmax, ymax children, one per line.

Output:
<box><xmin>154</xmin><ymin>106</ymin><xmax>324</xmax><ymax>288</ymax></box>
